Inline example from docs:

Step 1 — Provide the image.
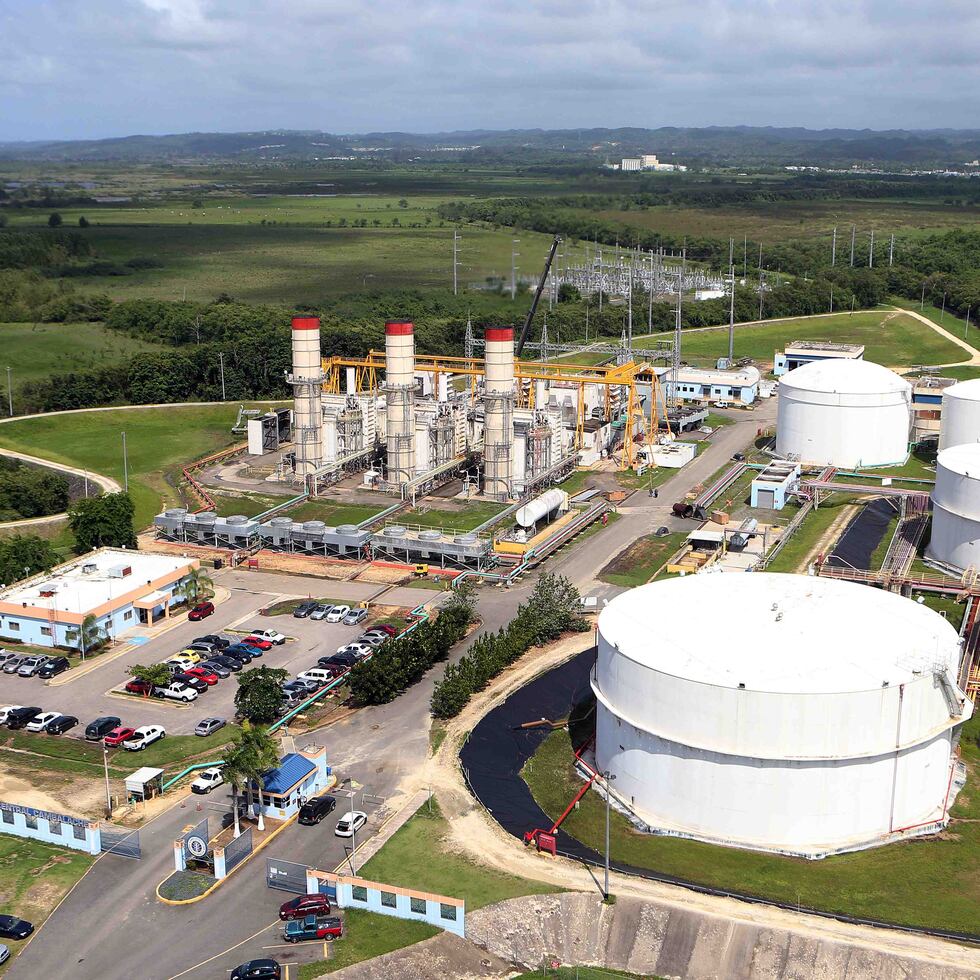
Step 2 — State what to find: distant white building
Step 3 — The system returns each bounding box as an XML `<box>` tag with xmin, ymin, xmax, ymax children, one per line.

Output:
<box><xmin>620</xmin><ymin>154</ymin><xmax>687</xmax><ymax>173</ymax></box>
<box><xmin>621</xmin><ymin>158</ymin><xmax>642</xmax><ymax>172</ymax></box>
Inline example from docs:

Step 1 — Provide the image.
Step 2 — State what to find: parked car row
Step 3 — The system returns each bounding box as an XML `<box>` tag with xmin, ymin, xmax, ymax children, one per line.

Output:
<box><xmin>0</xmin><ymin>650</ymin><xmax>72</xmax><ymax>679</ymax></box>
<box><xmin>293</xmin><ymin>600</ymin><xmax>367</xmax><ymax>627</ymax></box>
<box><xmin>83</xmin><ymin>716</ymin><xmax>167</xmax><ymax>751</ymax></box>
<box><xmin>0</xmin><ymin>704</ymin><xmax>78</xmax><ymax>734</ymax></box>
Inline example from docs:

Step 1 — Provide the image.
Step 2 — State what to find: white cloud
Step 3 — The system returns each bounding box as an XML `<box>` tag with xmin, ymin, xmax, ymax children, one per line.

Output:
<box><xmin>0</xmin><ymin>0</ymin><xmax>976</xmax><ymax>139</ymax></box>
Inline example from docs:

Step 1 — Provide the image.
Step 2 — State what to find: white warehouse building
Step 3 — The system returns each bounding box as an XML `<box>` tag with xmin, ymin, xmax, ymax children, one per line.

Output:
<box><xmin>775</xmin><ymin>359</ymin><xmax>911</xmax><ymax>468</ymax></box>
<box><xmin>928</xmin><ymin>443</ymin><xmax>980</xmax><ymax>571</ymax></box>
<box><xmin>592</xmin><ymin>574</ymin><xmax>972</xmax><ymax>858</ymax></box>
<box><xmin>939</xmin><ymin>378</ymin><xmax>980</xmax><ymax>451</ymax></box>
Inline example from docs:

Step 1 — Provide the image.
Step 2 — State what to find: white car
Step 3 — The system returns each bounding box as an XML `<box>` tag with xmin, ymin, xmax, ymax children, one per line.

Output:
<box><xmin>123</xmin><ymin>725</ymin><xmax>166</xmax><ymax>751</ymax></box>
<box><xmin>159</xmin><ymin>682</ymin><xmax>198</xmax><ymax>703</ymax></box>
<box><xmin>168</xmin><ymin>657</ymin><xmax>197</xmax><ymax>672</ymax></box>
<box><xmin>325</xmin><ymin>605</ymin><xmax>351</xmax><ymax>623</ymax></box>
<box><xmin>0</xmin><ymin>705</ymin><xmax>24</xmax><ymax>726</ymax></box>
<box><xmin>25</xmin><ymin>711</ymin><xmax>61</xmax><ymax>733</ymax></box>
<box><xmin>190</xmin><ymin>767</ymin><xmax>224</xmax><ymax>794</ymax></box>
<box><xmin>250</xmin><ymin>628</ymin><xmax>286</xmax><ymax>645</ymax></box>
<box><xmin>338</xmin><ymin>643</ymin><xmax>373</xmax><ymax>660</ymax></box>
<box><xmin>334</xmin><ymin>810</ymin><xmax>368</xmax><ymax>838</ymax></box>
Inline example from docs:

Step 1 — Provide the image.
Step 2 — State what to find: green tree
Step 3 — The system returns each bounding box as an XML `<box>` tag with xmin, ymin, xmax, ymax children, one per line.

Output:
<box><xmin>0</xmin><ymin>533</ymin><xmax>59</xmax><ymax>585</ymax></box>
<box><xmin>65</xmin><ymin>613</ymin><xmax>107</xmax><ymax>659</ymax></box>
<box><xmin>67</xmin><ymin>492</ymin><xmax>137</xmax><ymax>552</ymax></box>
<box><xmin>178</xmin><ymin>566</ymin><xmax>213</xmax><ymax>604</ymax></box>
<box><xmin>221</xmin><ymin>744</ymin><xmax>251</xmax><ymax>838</ymax></box>
<box><xmin>398</xmin><ymin>198</ymin><xmax>408</xmax><ymax>209</ymax></box>
<box><xmin>234</xmin><ymin>665</ymin><xmax>288</xmax><ymax>724</ymax></box>
<box><xmin>128</xmin><ymin>662</ymin><xmax>172</xmax><ymax>696</ymax></box>
<box><xmin>47</xmin><ymin>213</ymin><xmax>62</xmax><ymax>228</ymax></box>
<box><xmin>78</xmin><ymin>216</ymin><xmax>89</xmax><ymax>228</ymax></box>
<box><xmin>223</xmin><ymin>720</ymin><xmax>281</xmax><ymax>832</ymax></box>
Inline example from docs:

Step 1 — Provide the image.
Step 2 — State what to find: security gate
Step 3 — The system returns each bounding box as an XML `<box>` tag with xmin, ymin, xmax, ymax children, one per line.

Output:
<box><xmin>100</xmin><ymin>826</ymin><xmax>141</xmax><ymax>859</ymax></box>
<box><xmin>266</xmin><ymin>857</ymin><xmax>310</xmax><ymax>894</ymax></box>
<box><xmin>224</xmin><ymin>828</ymin><xmax>252</xmax><ymax>873</ymax></box>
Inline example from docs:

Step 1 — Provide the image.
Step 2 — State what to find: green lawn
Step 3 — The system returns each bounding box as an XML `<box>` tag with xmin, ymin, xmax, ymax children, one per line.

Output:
<box><xmin>297</xmin><ymin>909</ymin><xmax>439</xmax><ymax>979</ymax></box>
<box><xmin>599</xmin><ymin>532</ymin><xmax>687</xmax><ymax>587</ymax></box>
<box><xmin>635</xmin><ymin>310</ymin><xmax>967</xmax><ymax>370</ymax></box>
<box><xmin>524</xmin><ymin>727</ymin><xmax>980</xmax><ymax>935</ymax></box>
<box><xmin>357</xmin><ymin>801</ymin><xmax>559</xmax><ymax>911</ymax></box>
<box><xmin>404</xmin><ymin>501</ymin><xmax>506</xmax><ymax>532</ymax></box>
<box><xmin>868</xmin><ymin>509</ymin><xmax>900</xmax><ymax>571</ymax></box>
<box><xmin>765</xmin><ymin>494</ymin><xmax>863</xmax><ymax>573</ymax></box>
<box><xmin>0</xmin><ymin>321</ymin><xmax>159</xmax><ymax>388</ymax></box>
<box><xmin>0</xmin><ymin>837</ymin><xmax>94</xmax><ymax>974</ymax></box>
<box><xmin>0</xmin><ymin>403</ymin><xmax>281</xmax><ymax>528</ymax></box>
<box><xmin>286</xmin><ymin>499</ymin><xmax>385</xmax><ymax>526</ymax></box>
<box><xmin>918</xmin><ymin>593</ymin><xmax>968</xmax><ymax>632</ymax></box>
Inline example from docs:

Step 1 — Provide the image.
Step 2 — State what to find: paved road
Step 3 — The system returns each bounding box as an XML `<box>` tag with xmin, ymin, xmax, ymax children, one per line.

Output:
<box><xmin>9</xmin><ymin>408</ymin><xmax>767</xmax><ymax>980</ymax></box>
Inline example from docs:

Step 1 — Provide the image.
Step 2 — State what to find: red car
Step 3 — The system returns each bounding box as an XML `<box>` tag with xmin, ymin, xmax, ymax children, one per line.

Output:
<box><xmin>278</xmin><ymin>894</ymin><xmax>332</xmax><ymax>921</ymax></box>
<box><xmin>186</xmin><ymin>667</ymin><xmax>219</xmax><ymax>685</ymax></box>
<box><xmin>372</xmin><ymin>624</ymin><xmax>398</xmax><ymax>637</ymax></box>
<box><xmin>125</xmin><ymin>679</ymin><xmax>155</xmax><ymax>696</ymax></box>
<box><xmin>104</xmin><ymin>726</ymin><xmax>137</xmax><ymax>747</ymax></box>
<box><xmin>188</xmin><ymin>601</ymin><xmax>215</xmax><ymax>621</ymax></box>
<box><xmin>242</xmin><ymin>636</ymin><xmax>272</xmax><ymax>651</ymax></box>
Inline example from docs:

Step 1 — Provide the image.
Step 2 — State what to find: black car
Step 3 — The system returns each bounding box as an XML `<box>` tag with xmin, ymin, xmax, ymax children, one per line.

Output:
<box><xmin>318</xmin><ymin>652</ymin><xmax>358</xmax><ymax>671</ymax></box>
<box><xmin>293</xmin><ymin>600</ymin><xmax>318</xmax><ymax>619</ymax></box>
<box><xmin>200</xmin><ymin>660</ymin><xmax>231</xmax><ymax>678</ymax></box>
<box><xmin>224</xmin><ymin>645</ymin><xmax>255</xmax><ymax>663</ymax></box>
<box><xmin>298</xmin><ymin>795</ymin><xmax>337</xmax><ymax>825</ymax></box>
<box><xmin>231</xmin><ymin>959</ymin><xmax>280</xmax><ymax>980</ymax></box>
<box><xmin>0</xmin><ymin>915</ymin><xmax>34</xmax><ymax>941</ymax></box>
<box><xmin>196</xmin><ymin>634</ymin><xmax>230</xmax><ymax>650</ymax></box>
<box><xmin>210</xmin><ymin>655</ymin><xmax>243</xmax><ymax>673</ymax></box>
<box><xmin>6</xmin><ymin>706</ymin><xmax>43</xmax><ymax>730</ymax></box>
<box><xmin>731</xmin><ymin>451</ymin><xmax>746</xmax><ymax>461</ymax></box>
<box><xmin>38</xmin><ymin>656</ymin><xmax>70</xmax><ymax>679</ymax></box>
<box><xmin>172</xmin><ymin>672</ymin><xmax>209</xmax><ymax>693</ymax></box>
<box><xmin>85</xmin><ymin>715</ymin><xmax>121</xmax><ymax>740</ymax></box>
<box><xmin>46</xmin><ymin>714</ymin><xmax>78</xmax><ymax>735</ymax></box>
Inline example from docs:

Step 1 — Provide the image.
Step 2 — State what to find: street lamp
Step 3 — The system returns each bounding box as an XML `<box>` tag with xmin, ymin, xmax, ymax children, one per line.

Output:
<box><xmin>603</xmin><ymin>770</ymin><xmax>616</xmax><ymax>901</ymax></box>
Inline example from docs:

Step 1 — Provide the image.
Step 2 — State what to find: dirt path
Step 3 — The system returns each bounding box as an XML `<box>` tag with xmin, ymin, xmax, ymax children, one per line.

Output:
<box><xmin>414</xmin><ymin>635</ymin><xmax>980</xmax><ymax>974</ymax></box>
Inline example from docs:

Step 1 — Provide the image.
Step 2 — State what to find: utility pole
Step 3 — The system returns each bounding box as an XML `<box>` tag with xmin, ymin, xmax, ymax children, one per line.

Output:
<box><xmin>728</xmin><ymin>236</ymin><xmax>734</xmax><ymax>268</ymax></box>
<box><xmin>122</xmin><ymin>432</ymin><xmax>129</xmax><ymax>492</ymax></box>
<box><xmin>830</xmin><ymin>285</ymin><xmax>834</xmax><ymax>313</ymax></box>
<box><xmin>5</xmin><ymin>366</ymin><xmax>11</xmax><ymax>417</ymax></box>
<box><xmin>758</xmin><ymin>244</ymin><xmax>764</xmax><ymax>320</ymax></box>
<box><xmin>920</xmin><ymin>283</ymin><xmax>926</xmax><ymax>311</ymax></box>
<box><xmin>218</xmin><ymin>352</ymin><xmax>226</xmax><ymax>401</ymax></box>
<box><xmin>965</xmin><ymin>307</ymin><xmax>972</xmax><ymax>340</ymax></box>
<box><xmin>888</xmin><ymin>233</ymin><xmax>895</xmax><ymax>267</ymax></box>
<box><xmin>728</xmin><ymin>264</ymin><xmax>736</xmax><ymax>362</ymax></box>
<box><xmin>743</xmin><ymin>235</ymin><xmax>747</xmax><ymax>280</ymax></box>
<box><xmin>941</xmin><ymin>291</ymin><xmax>947</xmax><ymax>322</ymax></box>
<box><xmin>452</xmin><ymin>229</ymin><xmax>460</xmax><ymax>296</ymax></box>
<box><xmin>849</xmin><ymin>225</ymin><xmax>856</xmax><ymax>267</ymax></box>
<box><xmin>626</xmin><ymin>262</ymin><xmax>633</xmax><ymax>347</ymax></box>
<box><xmin>510</xmin><ymin>238</ymin><xmax>519</xmax><ymax>301</ymax></box>
<box><xmin>647</xmin><ymin>250</ymin><xmax>654</xmax><ymax>332</ymax></box>
<box><xmin>868</xmin><ymin>229</ymin><xmax>875</xmax><ymax>268</ymax></box>
<box><xmin>831</xmin><ymin>226</ymin><xmax>837</xmax><ymax>267</ymax></box>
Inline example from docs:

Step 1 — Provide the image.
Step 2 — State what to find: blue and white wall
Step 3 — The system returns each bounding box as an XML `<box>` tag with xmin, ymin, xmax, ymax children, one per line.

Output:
<box><xmin>0</xmin><ymin>802</ymin><xmax>100</xmax><ymax>854</ymax></box>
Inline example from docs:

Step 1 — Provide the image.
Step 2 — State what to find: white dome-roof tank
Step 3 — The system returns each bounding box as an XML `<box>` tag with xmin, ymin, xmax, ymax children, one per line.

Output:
<box><xmin>928</xmin><ymin>443</ymin><xmax>980</xmax><ymax>570</ymax></box>
<box><xmin>592</xmin><ymin>574</ymin><xmax>971</xmax><ymax>857</ymax></box>
<box><xmin>939</xmin><ymin>378</ymin><xmax>980</xmax><ymax>451</ymax></box>
<box><xmin>775</xmin><ymin>359</ymin><xmax>911</xmax><ymax>468</ymax></box>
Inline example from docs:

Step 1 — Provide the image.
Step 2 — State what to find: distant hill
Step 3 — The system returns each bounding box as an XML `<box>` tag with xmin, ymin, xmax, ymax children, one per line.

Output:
<box><xmin>2</xmin><ymin>126</ymin><xmax>980</xmax><ymax>168</ymax></box>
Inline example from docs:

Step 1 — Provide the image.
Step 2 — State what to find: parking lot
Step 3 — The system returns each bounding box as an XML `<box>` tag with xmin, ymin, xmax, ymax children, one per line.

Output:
<box><xmin>0</xmin><ymin>571</ymin><xmax>413</xmax><ymax>743</ymax></box>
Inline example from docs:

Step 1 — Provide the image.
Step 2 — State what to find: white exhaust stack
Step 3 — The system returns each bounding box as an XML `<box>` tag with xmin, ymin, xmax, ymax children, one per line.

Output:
<box><xmin>483</xmin><ymin>326</ymin><xmax>515</xmax><ymax>499</ymax></box>
<box><xmin>289</xmin><ymin>315</ymin><xmax>324</xmax><ymax>476</ymax></box>
<box><xmin>385</xmin><ymin>319</ymin><xmax>416</xmax><ymax>485</ymax></box>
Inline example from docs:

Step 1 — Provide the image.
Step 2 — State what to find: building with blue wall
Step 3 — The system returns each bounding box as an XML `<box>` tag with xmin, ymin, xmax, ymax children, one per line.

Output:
<box><xmin>773</xmin><ymin>341</ymin><xmax>864</xmax><ymax>377</ymax></box>
<box><xmin>750</xmin><ymin>461</ymin><xmax>801</xmax><ymax>510</ymax></box>
<box><xmin>0</xmin><ymin>801</ymin><xmax>100</xmax><ymax>854</ymax></box>
<box><xmin>0</xmin><ymin>549</ymin><xmax>197</xmax><ymax>649</ymax></box>
<box><xmin>255</xmin><ymin>749</ymin><xmax>330</xmax><ymax>821</ymax></box>
<box><xmin>660</xmin><ymin>365</ymin><xmax>761</xmax><ymax>406</ymax></box>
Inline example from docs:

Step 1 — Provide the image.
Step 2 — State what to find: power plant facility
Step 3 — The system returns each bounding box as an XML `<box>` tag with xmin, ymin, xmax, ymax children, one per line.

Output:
<box><xmin>592</xmin><ymin>574</ymin><xmax>973</xmax><ymax>858</ymax></box>
<box><xmin>775</xmin><ymin>359</ymin><xmax>912</xmax><ymax>468</ymax></box>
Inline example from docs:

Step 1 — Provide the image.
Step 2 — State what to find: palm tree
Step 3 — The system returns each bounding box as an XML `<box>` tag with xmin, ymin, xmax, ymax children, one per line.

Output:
<box><xmin>179</xmin><ymin>567</ymin><xmax>213</xmax><ymax>605</ymax></box>
<box><xmin>238</xmin><ymin>721</ymin><xmax>281</xmax><ymax>832</ymax></box>
<box><xmin>66</xmin><ymin>614</ymin><xmax>106</xmax><ymax>660</ymax></box>
<box><xmin>221</xmin><ymin>746</ymin><xmax>251</xmax><ymax>839</ymax></box>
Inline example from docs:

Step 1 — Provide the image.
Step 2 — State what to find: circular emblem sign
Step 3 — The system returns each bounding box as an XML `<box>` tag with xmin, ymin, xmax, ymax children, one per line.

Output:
<box><xmin>186</xmin><ymin>835</ymin><xmax>208</xmax><ymax>858</ymax></box>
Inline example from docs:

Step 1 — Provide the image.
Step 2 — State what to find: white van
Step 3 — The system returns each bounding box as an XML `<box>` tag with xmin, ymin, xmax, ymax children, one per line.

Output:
<box><xmin>296</xmin><ymin>668</ymin><xmax>331</xmax><ymax>687</ymax></box>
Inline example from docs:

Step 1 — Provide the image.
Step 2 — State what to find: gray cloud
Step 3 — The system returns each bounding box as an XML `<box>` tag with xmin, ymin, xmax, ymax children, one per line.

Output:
<box><xmin>1</xmin><ymin>0</ymin><xmax>976</xmax><ymax>140</ymax></box>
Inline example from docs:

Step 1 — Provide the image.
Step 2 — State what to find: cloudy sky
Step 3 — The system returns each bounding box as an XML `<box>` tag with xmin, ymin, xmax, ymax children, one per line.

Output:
<box><xmin>1</xmin><ymin>0</ymin><xmax>976</xmax><ymax>141</ymax></box>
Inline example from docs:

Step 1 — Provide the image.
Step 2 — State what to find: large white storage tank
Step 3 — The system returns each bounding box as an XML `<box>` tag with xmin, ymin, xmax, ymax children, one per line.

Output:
<box><xmin>775</xmin><ymin>359</ymin><xmax>911</xmax><ymax>468</ymax></box>
<box><xmin>592</xmin><ymin>574</ymin><xmax>972</xmax><ymax>857</ymax></box>
<box><xmin>939</xmin><ymin>378</ymin><xmax>980</xmax><ymax>451</ymax></box>
<box><xmin>928</xmin><ymin>443</ymin><xmax>980</xmax><ymax>570</ymax></box>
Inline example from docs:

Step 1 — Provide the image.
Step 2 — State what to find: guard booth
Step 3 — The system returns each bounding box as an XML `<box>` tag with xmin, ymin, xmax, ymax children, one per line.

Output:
<box><xmin>125</xmin><ymin>767</ymin><xmax>164</xmax><ymax>804</ymax></box>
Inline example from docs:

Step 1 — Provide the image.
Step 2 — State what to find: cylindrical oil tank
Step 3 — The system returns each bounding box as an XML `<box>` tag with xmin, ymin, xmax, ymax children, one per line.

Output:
<box><xmin>593</xmin><ymin>574</ymin><xmax>972</xmax><ymax>856</ymax></box>
<box><xmin>290</xmin><ymin>315</ymin><xmax>324</xmax><ymax>476</ymax></box>
<box><xmin>928</xmin><ymin>443</ymin><xmax>980</xmax><ymax>570</ymax></box>
<box><xmin>516</xmin><ymin>488</ymin><xmax>568</xmax><ymax>528</ymax></box>
<box><xmin>775</xmin><ymin>359</ymin><xmax>911</xmax><ymax>468</ymax></box>
<box><xmin>939</xmin><ymin>378</ymin><xmax>980</xmax><ymax>450</ymax></box>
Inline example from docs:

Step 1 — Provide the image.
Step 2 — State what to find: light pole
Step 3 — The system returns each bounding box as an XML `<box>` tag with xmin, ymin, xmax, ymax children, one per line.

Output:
<box><xmin>965</xmin><ymin>307</ymin><xmax>972</xmax><ymax>340</ymax></box>
<box><xmin>218</xmin><ymin>352</ymin><xmax>226</xmax><ymax>401</ymax></box>
<box><xmin>121</xmin><ymin>431</ymin><xmax>129</xmax><ymax>492</ymax></box>
<box><xmin>5</xmin><ymin>366</ymin><xmax>11</xmax><ymax>417</ymax></box>
<box><xmin>603</xmin><ymin>770</ymin><xmax>616</xmax><ymax>900</ymax></box>
<box><xmin>103</xmin><ymin>745</ymin><xmax>113</xmax><ymax>818</ymax></box>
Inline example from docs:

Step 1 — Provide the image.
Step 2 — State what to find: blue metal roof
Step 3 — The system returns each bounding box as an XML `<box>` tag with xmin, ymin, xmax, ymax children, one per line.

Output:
<box><xmin>262</xmin><ymin>753</ymin><xmax>316</xmax><ymax>795</ymax></box>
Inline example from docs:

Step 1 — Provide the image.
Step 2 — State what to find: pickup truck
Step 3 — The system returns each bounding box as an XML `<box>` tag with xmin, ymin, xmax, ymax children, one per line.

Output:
<box><xmin>282</xmin><ymin>915</ymin><xmax>343</xmax><ymax>943</ymax></box>
<box><xmin>158</xmin><ymin>682</ymin><xmax>198</xmax><ymax>703</ymax></box>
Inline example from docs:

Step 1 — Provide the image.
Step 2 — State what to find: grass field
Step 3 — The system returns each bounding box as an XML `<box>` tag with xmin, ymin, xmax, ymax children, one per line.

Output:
<box><xmin>599</xmin><ymin>532</ymin><xmax>687</xmax><ymax>587</ymax></box>
<box><xmin>0</xmin><ymin>403</ymin><xmax>280</xmax><ymax>528</ymax></box>
<box><xmin>0</xmin><ymin>321</ymin><xmax>159</xmax><ymax>388</ymax></box>
<box><xmin>524</xmin><ymin>724</ymin><xmax>980</xmax><ymax>935</ymax></box>
<box><xmin>765</xmin><ymin>494</ymin><xmax>863</xmax><ymax>573</ymax></box>
<box><xmin>403</xmin><ymin>500</ymin><xmax>506</xmax><ymax>532</ymax></box>
<box><xmin>636</xmin><ymin>309</ymin><xmax>968</xmax><ymax>370</ymax></box>
<box><xmin>208</xmin><ymin>490</ymin><xmax>384</xmax><ymax>526</ymax></box>
<box><xmin>0</xmin><ymin>837</ymin><xmax>94</xmax><ymax>973</ymax></box>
